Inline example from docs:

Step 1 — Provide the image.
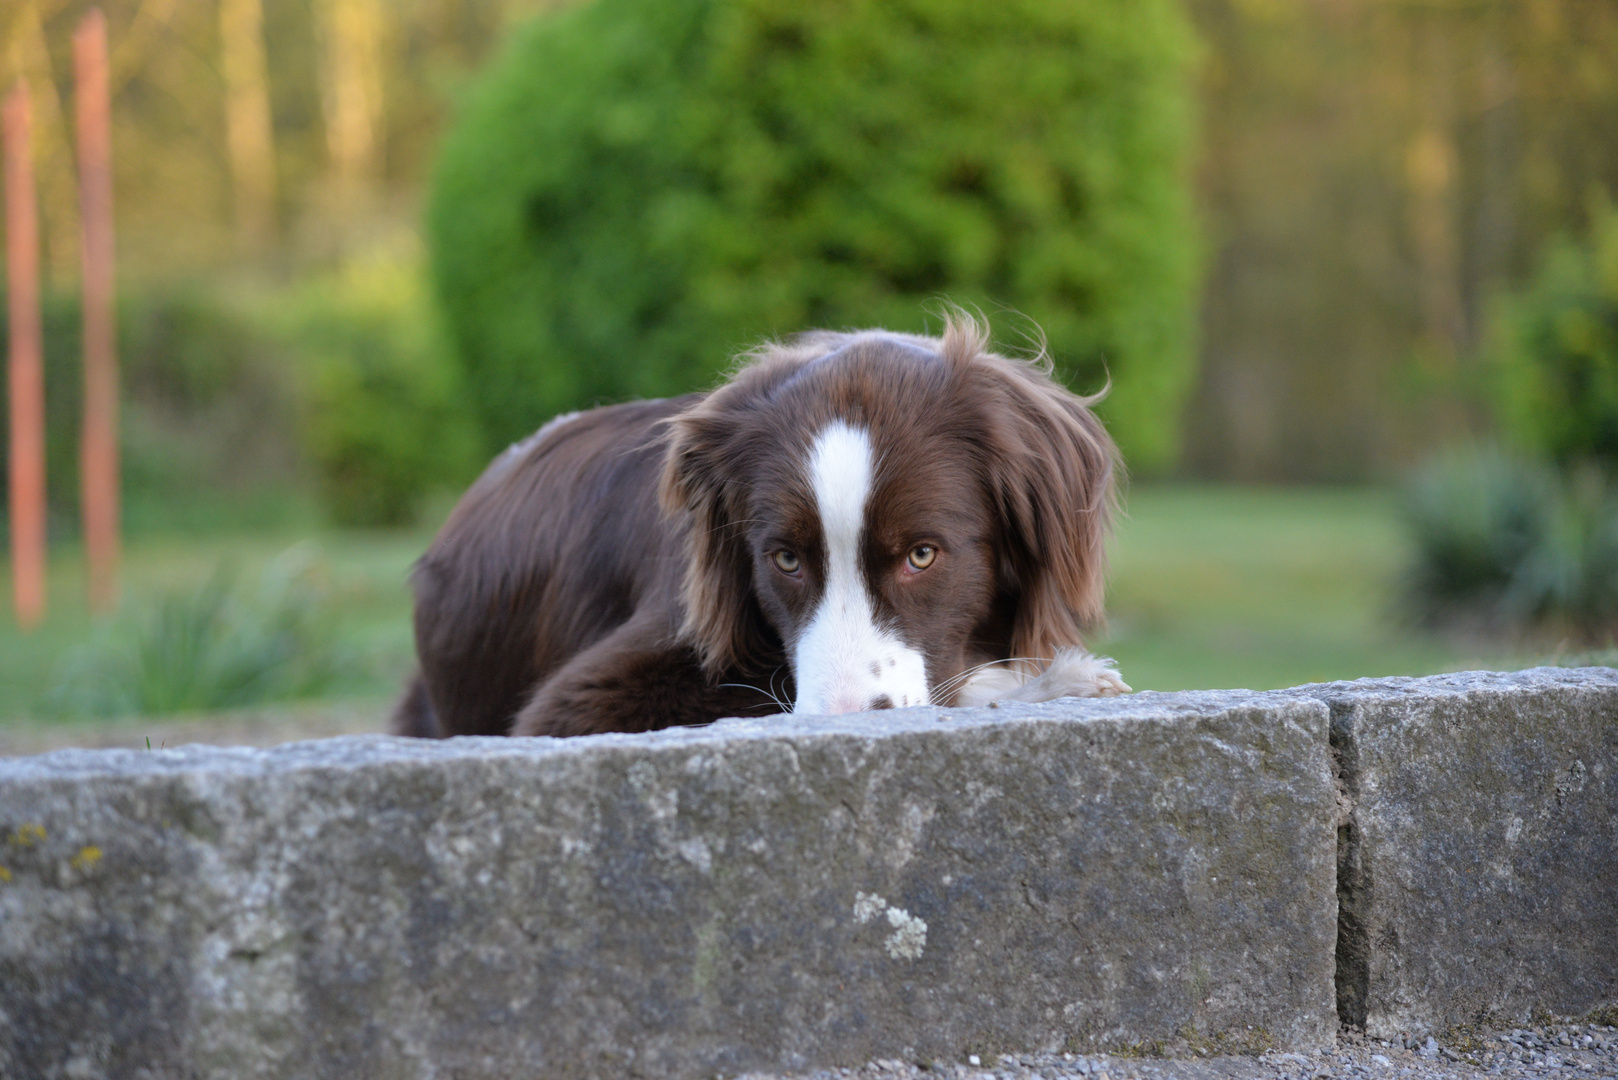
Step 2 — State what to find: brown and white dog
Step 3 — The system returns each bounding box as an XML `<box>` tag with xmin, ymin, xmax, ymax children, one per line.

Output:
<box><xmin>393</xmin><ymin>313</ymin><xmax>1128</xmax><ymax>739</ymax></box>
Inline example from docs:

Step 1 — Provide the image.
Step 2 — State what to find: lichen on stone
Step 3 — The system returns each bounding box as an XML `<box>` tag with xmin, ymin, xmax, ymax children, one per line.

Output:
<box><xmin>883</xmin><ymin>906</ymin><xmax>927</xmax><ymax>960</ymax></box>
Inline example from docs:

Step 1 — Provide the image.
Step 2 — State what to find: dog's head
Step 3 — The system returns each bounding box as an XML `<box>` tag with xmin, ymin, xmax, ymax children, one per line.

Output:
<box><xmin>660</xmin><ymin>312</ymin><xmax>1117</xmax><ymax>714</ymax></box>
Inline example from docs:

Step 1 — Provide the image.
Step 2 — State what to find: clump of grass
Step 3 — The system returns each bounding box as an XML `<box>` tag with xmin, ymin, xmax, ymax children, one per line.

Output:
<box><xmin>1540</xmin><ymin>646</ymin><xmax>1618</xmax><ymax>669</ymax></box>
<box><xmin>1402</xmin><ymin>448</ymin><xmax>1618</xmax><ymax>642</ymax></box>
<box><xmin>41</xmin><ymin>546</ymin><xmax>342</xmax><ymax>719</ymax></box>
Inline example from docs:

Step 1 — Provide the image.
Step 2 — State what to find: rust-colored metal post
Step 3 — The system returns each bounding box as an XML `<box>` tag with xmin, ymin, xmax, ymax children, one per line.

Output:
<box><xmin>75</xmin><ymin>10</ymin><xmax>119</xmax><ymax>613</ymax></box>
<box><xmin>5</xmin><ymin>82</ymin><xmax>47</xmax><ymax>630</ymax></box>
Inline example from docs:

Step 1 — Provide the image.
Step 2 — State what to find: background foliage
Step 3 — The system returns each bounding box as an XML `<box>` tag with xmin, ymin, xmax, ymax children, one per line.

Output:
<box><xmin>0</xmin><ymin>256</ymin><xmax>475</xmax><ymax>531</ymax></box>
<box><xmin>1187</xmin><ymin>0</ymin><xmax>1618</xmax><ymax>480</ymax></box>
<box><xmin>5</xmin><ymin>0</ymin><xmax>1618</xmax><ymax>724</ymax></box>
<box><xmin>1491</xmin><ymin>199</ymin><xmax>1618</xmax><ymax>470</ymax></box>
<box><xmin>0</xmin><ymin>288</ymin><xmax>304</xmax><ymax>534</ymax></box>
<box><xmin>264</xmin><ymin>249</ymin><xmax>480</xmax><ymax>526</ymax></box>
<box><xmin>6</xmin><ymin>0</ymin><xmax>1618</xmax><ymax>494</ymax></box>
<box><xmin>40</xmin><ymin>549</ymin><xmax>340</xmax><ymax>718</ymax></box>
<box><xmin>1402</xmin><ymin>448</ymin><xmax>1618</xmax><ymax>641</ymax></box>
<box><xmin>428</xmin><ymin>0</ymin><xmax>1199</xmax><ymax>468</ymax></box>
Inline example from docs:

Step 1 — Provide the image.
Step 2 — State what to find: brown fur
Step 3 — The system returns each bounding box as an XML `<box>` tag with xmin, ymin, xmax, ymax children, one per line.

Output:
<box><xmin>393</xmin><ymin>313</ymin><xmax>1116</xmax><ymax>738</ymax></box>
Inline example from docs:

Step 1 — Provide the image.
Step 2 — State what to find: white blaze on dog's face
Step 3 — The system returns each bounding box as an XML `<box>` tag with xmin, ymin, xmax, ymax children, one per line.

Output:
<box><xmin>788</xmin><ymin>422</ymin><xmax>930</xmax><ymax>714</ymax></box>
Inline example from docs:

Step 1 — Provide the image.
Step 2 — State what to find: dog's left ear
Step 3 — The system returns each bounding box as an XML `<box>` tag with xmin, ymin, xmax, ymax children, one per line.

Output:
<box><xmin>659</xmin><ymin>399</ymin><xmax>770</xmax><ymax>676</ymax></box>
<box><xmin>950</xmin><ymin>323</ymin><xmax>1118</xmax><ymax>662</ymax></box>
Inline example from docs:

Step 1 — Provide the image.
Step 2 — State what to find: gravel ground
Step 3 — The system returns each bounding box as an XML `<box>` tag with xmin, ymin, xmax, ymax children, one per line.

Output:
<box><xmin>740</xmin><ymin>1021</ymin><xmax>1618</xmax><ymax>1080</ymax></box>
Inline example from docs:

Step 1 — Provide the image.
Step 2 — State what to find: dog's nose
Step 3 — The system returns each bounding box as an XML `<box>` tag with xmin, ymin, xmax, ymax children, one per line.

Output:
<box><xmin>823</xmin><ymin>693</ymin><xmax>895</xmax><ymax>713</ymax></box>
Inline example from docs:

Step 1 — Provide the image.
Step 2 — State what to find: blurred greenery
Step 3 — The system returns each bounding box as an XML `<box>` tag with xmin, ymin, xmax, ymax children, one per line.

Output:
<box><xmin>5</xmin><ymin>0</ymin><xmax>1618</xmax><ymax>735</ymax></box>
<box><xmin>6</xmin><ymin>0</ymin><xmax>564</xmax><ymax>283</ymax></box>
<box><xmin>1393</xmin><ymin>199</ymin><xmax>1618</xmax><ymax>644</ymax></box>
<box><xmin>1093</xmin><ymin>485</ymin><xmax>1530</xmax><ymax>692</ymax></box>
<box><xmin>1401</xmin><ymin>447</ymin><xmax>1618</xmax><ymax>642</ymax></box>
<box><xmin>0</xmin><ymin>247</ymin><xmax>478</xmax><ymax>533</ymax></box>
<box><xmin>0</xmin><ymin>287</ymin><xmax>310</xmax><ymax>535</ymax></box>
<box><xmin>1401</xmin><ymin>447</ymin><xmax>1550</xmax><ymax>628</ymax></box>
<box><xmin>1492</xmin><ymin>198</ymin><xmax>1618</xmax><ymax>469</ymax></box>
<box><xmin>259</xmin><ymin>245</ymin><xmax>482</xmax><ymax>526</ymax></box>
<box><xmin>9</xmin><ymin>0</ymin><xmax>1618</xmax><ymax>482</ymax></box>
<box><xmin>1</xmin><ymin>528</ymin><xmax>425</xmax><ymax>722</ymax></box>
<box><xmin>39</xmin><ymin>547</ymin><xmax>342</xmax><ymax>718</ymax></box>
<box><xmin>0</xmin><ymin>487</ymin><xmax>1566</xmax><ymax>725</ymax></box>
<box><xmin>1184</xmin><ymin>0</ymin><xmax>1618</xmax><ymax>480</ymax></box>
<box><xmin>428</xmin><ymin>0</ymin><xmax>1199</xmax><ymax>468</ymax></box>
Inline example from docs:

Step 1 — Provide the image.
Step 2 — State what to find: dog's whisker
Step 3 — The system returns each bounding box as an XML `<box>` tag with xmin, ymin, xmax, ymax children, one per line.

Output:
<box><xmin>933</xmin><ymin>656</ymin><xmax>1049</xmax><ymax>698</ymax></box>
<box><xmin>719</xmin><ymin>679</ymin><xmax>792</xmax><ymax>712</ymax></box>
<box><xmin>720</xmin><ymin>681</ymin><xmax>782</xmax><ymax>706</ymax></box>
<box><xmin>933</xmin><ymin>657</ymin><xmax>1021</xmax><ymax>694</ymax></box>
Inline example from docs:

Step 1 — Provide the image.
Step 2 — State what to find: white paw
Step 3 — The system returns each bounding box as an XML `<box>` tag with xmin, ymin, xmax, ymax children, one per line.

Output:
<box><xmin>951</xmin><ymin>649</ymin><xmax>1130</xmax><ymax>707</ymax></box>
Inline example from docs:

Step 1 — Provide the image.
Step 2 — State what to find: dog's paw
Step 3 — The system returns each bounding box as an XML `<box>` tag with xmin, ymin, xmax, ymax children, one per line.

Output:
<box><xmin>951</xmin><ymin>649</ymin><xmax>1130</xmax><ymax>707</ymax></box>
<box><xmin>1087</xmin><ymin>665</ymin><xmax>1132</xmax><ymax>697</ymax></box>
<box><xmin>1010</xmin><ymin>649</ymin><xmax>1130</xmax><ymax>701</ymax></box>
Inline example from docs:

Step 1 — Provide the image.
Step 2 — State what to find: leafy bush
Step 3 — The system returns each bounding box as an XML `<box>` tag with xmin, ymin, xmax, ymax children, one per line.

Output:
<box><xmin>40</xmin><ymin>547</ymin><xmax>342</xmax><ymax>718</ymax></box>
<box><xmin>1</xmin><ymin>254</ymin><xmax>480</xmax><ymax>534</ymax></box>
<box><xmin>1403</xmin><ymin>448</ymin><xmax>1550</xmax><ymax>616</ymax></box>
<box><xmin>429</xmin><ymin>0</ymin><xmax>1199</xmax><ymax>469</ymax></box>
<box><xmin>1402</xmin><ymin>447</ymin><xmax>1618</xmax><ymax>640</ymax></box>
<box><xmin>1508</xmin><ymin>467</ymin><xmax>1618</xmax><ymax>632</ymax></box>
<box><xmin>1491</xmin><ymin>198</ymin><xmax>1618</xmax><ymax>467</ymax></box>
<box><xmin>266</xmin><ymin>250</ymin><xmax>481</xmax><ymax>526</ymax></box>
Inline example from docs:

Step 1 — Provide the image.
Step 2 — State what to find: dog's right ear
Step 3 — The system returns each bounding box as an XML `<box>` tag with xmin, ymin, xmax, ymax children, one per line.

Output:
<box><xmin>659</xmin><ymin>399</ymin><xmax>768</xmax><ymax>676</ymax></box>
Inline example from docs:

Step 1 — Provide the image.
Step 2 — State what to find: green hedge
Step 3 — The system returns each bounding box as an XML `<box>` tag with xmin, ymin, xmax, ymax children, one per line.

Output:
<box><xmin>429</xmin><ymin>0</ymin><xmax>1199</xmax><ymax>469</ymax></box>
<box><xmin>1492</xmin><ymin>198</ymin><xmax>1618</xmax><ymax>467</ymax></box>
<box><xmin>266</xmin><ymin>255</ymin><xmax>481</xmax><ymax>527</ymax></box>
<box><xmin>0</xmin><ymin>261</ymin><xmax>478</xmax><ymax>535</ymax></box>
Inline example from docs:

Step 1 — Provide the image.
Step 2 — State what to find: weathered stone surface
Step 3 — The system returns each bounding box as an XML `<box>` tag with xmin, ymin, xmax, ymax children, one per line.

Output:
<box><xmin>1288</xmin><ymin>668</ymin><xmax>1618</xmax><ymax>1037</ymax></box>
<box><xmin>0</xmin><ymin>692</ymin><xmax>1337</xmax><ymax>1080</ymax></box>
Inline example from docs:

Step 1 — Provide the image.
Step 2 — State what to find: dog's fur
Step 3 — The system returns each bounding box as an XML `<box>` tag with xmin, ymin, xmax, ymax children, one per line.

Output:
<box><xmin>393</xmin><ymin>313</ymin><xmax>1127</xmax><ymax>739</ymax></box>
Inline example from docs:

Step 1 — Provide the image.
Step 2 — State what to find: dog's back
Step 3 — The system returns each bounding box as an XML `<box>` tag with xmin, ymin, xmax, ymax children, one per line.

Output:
<box><xmin>397</xmin><ymin>396</ymin><xmax>698</xmax><ymax>737</ymax></box>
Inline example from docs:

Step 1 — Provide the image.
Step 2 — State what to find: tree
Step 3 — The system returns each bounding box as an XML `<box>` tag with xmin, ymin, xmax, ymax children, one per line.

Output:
<box><xmin>428</xmin><ymin>0</ymin><xmax>1200</xmax><ymax>469</ymax></box>
<box><xmin>1492</xmin><ymin>199</ymin><xmax>1618</xmax><ymax>468</ymax></box>
<box><xmin>219</xmin><ymin>0</ymin><xmax>277</xmax><ymax>249</ymax></box>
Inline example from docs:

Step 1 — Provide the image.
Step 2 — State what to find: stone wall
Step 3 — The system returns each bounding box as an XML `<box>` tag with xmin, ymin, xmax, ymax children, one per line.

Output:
<box><xmin>0</xmin><ymin>668</ymin><xmax>1613</xmax><ymax>1080</ymax></box>
<box><xmin>1286</xmin><ymin>671</ymin><xmax>1618</xmax><ymax>1038</ymax></box>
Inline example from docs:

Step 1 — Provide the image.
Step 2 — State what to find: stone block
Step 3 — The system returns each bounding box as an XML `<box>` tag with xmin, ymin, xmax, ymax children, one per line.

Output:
<box><xmin>0</xmin><ymin>692</ymin><xmax>1337</xmax><ymax>1079</ymax></box>
<box><xmin>1293</xmin><ymin>668</ymin><xmax>1618</xmax><ymax>1037</ymax></box>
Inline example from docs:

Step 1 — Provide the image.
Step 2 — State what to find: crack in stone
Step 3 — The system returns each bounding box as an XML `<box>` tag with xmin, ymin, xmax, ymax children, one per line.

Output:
<box><xmin>1328</xmin><ymin>699</ymin><xmax>1370</xmax><ymax>1031</ymax></box>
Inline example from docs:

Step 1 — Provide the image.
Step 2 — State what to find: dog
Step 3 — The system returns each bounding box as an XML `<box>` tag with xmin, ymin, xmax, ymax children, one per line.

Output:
<box><xmin>392</xmin><ymin>312</ymin><xmax>1128</xmax><ymax>739</ymax></box>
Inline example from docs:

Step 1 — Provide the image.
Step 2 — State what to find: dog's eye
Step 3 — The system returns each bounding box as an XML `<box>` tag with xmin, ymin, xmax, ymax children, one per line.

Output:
<box><xmin>907</xmin><ymin>545</ymin><xmax>937</xmax><ymax>571</ymax></box>
<box><xmin>772</xmin><ymin>550</ymin><xmax>801</xmax><ymax>575</ymax></box>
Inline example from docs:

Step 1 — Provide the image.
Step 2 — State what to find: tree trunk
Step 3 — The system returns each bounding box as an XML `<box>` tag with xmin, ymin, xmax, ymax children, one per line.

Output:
<box><xmin>219</xmin><ymin>0</ymin><xmax>277</xmax><ymax>249</ymax></box>
<box><xmin>318</xmin><ymin>0</ymin><xmax>384</xmax><ymax>193</ymax></box>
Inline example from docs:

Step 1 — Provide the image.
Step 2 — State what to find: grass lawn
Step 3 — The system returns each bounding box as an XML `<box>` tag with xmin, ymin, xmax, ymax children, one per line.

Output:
<box><xmin>0</xmin><ymin>484</ymin><xmax>1576</xmax><ymax>740</ymax></box>
<box><xmin>0</xmin><ymin>528</ymin><xmax>432</xmax><ymax>724</ymax></box>
<box><xmin>1093</xmin><ymin>485</ymin><xmax>1530</xmax><ymax>691</ymax></box>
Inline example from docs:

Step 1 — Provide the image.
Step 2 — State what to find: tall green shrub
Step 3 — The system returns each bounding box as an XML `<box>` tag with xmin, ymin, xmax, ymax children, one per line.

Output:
<box><xmin>1492</xmin><ymin>198</ymin><xmax>1618</xmax><ymax>467</ymax></box>
<box><xmin>429</xmin><ymin>0</ymin><xmax>1199</xmax><ymax>469</ymax></box>
<box><xmin>268</xmin><ymin>253</ymin><xmax>481</xmax><ymax>527</ymax></box>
